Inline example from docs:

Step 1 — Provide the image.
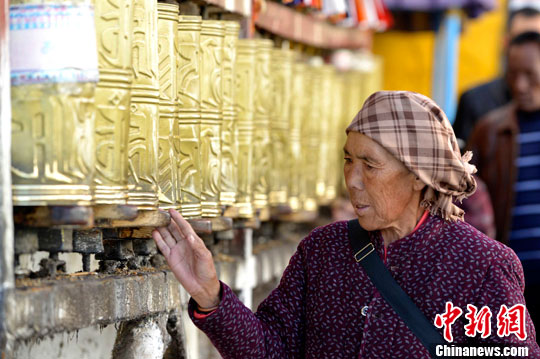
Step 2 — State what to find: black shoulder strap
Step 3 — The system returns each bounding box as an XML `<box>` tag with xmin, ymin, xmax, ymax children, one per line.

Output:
<box><xmin>347</xmin><ymin>219</ymin><xmax>445</xmax><ymax>359</ymax></box>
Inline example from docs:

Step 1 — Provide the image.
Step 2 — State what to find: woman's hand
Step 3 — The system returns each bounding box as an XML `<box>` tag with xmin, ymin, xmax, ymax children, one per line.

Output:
<box><xmin>152</xmin><ymin>209</ymin><xmax>221</xmax><ymax>309</ymax></box>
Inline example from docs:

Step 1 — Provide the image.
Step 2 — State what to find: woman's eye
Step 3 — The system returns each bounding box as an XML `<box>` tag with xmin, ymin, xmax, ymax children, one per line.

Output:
<box><xmin>344</xmin><ymin>157</ymin><xmax>352</xmax><ymax>163</ymax></box>
<box><xmin>364</xmin><ymin>163</ymin><xmax>374</xmax><ymax>170</ymax></box>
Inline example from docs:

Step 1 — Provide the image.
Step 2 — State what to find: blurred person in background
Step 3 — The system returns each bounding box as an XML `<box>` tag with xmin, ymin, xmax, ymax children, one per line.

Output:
<box><xmin>454</xmin><ymin>6</ymin><xmax>540</xmax><ymax>148</ymax></box>
<box><xmin>468</xmin><ymin>31</ymin><xmax>540</xmax><ymax>339</ymax></box>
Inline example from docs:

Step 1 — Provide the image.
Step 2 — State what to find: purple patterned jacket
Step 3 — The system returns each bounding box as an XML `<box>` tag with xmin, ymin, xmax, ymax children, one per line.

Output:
<box><xmin>189</xmin><ymin>214</ymin><xmax>540</xmax><ymax>358</ymax></box>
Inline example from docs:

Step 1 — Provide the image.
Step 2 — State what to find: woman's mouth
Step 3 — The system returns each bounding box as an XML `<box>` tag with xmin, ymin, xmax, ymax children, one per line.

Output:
<box><xmin>354</xmin><ymin>204</ymin><xmax>370</xmax><ymax>214</ymax></box>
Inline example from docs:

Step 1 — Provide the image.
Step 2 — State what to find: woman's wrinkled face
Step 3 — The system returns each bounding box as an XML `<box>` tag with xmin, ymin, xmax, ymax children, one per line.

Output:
<box><xmin>343</xmin><ymin>132</ymin><xmax>420</xmax><ymax>232</ymax></box>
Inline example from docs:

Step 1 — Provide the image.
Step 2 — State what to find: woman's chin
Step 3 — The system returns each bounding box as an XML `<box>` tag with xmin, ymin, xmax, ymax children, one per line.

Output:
<box><xmin>355</xmin><ymin>214</ymin><xmax>377</xmax><ymax>231</ymax></box>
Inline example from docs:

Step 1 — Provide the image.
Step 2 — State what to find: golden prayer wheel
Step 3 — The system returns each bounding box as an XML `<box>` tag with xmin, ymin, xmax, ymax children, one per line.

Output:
<box><xmin>287</xmin><ymin>62</ymin><xmax>307</xmax><ymax>213</ymax></box>
<box><xmin>335</xmin><ymin>73</ymin><xmax>350</xmax><ymax>198</ymax></box>
<box><xmin>92</xmin><ymin>0</ymin><xmax>133</xmax><ymax>205</ymax></box>
<box><xmin>234</xmin><ymin>39</ymin><xmax>257</xmax><ymax>219</ymax></box>
<box><xmin>176</xmin><ymin>15</ymin><xmax>202</xmax><ymax>218</ymax></box>
<box><xmin>316</xmin><ymin>65</ymin><xmax>336</xmax><ymax>204</ymax></box>
<box><xmin>10</xmin><ymin>0</ymin><xmax>98</xmax><ymax>206</ymax></box>
<box><xmin>199</xmin><ymin>20</ymin><xmax>225</xmax><ymax>218</ymax></box>
<box><xmin>220</xmin><ymin>21</ymin><xmax>240</xmax><ymax>210</ymax></box>
<box><xmin>302</xmin><ymin>65</ymin><xmax>321</xmax><ymax>212</ymax></box>
<box><xmin>128</xmin><ymin>0</ymin><xmax>160</xmax><ymax>210</ymax></box>
<box><xmin>269</xmin><ymin>48</ymin><xmax>295</xmax><ymax>207</ymax></box>
<box><xmin>252</xmin><ymin>39</ymin><xmax>273</xmax><ymax>215</ymax></box>
<box><xmin>157</xmin><ymin>3</ymin><xmax>179</xmax><ymax>210</ymax></box>
<box><xmin>327</xmin><ymin>73</ymin><xmax>345</xmax><ymax>201</ymax></box>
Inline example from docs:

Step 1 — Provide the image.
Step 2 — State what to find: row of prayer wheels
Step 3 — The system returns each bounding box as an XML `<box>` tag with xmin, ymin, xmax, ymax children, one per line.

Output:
<box><xmin>10</xmin><ymin>0</ymin><xmax>379</xmax><ymax>220</ymax></box>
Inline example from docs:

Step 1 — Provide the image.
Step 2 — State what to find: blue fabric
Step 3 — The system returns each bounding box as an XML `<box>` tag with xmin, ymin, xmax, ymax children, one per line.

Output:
<box><xmin>510</xmin><ymin>110</ymin><xmax>540</xmax><ymax>286</ymax></box>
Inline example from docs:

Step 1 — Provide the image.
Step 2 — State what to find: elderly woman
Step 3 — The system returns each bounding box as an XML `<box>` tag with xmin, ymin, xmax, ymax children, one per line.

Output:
<box><xmin>153</xmin><ymin>91</ymin><xmax>540</xmax><ymax>358</ymax></box>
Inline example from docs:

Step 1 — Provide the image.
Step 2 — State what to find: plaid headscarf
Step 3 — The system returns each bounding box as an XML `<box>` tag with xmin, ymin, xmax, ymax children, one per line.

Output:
<box><xmin>346</xmin><ymin>91</ymin><xmax>477</xmax><ymax>222</ymax></box>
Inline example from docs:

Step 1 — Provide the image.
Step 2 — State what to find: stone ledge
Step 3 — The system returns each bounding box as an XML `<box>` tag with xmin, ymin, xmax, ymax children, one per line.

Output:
<box><xmin>7</xmin><ymin>271</ymin><xmax>187</xmax><ymax>341</ymax></box>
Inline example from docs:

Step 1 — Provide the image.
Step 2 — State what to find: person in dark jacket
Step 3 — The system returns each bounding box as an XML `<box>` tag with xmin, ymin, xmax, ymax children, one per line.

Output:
<box><xmin>153</xmin><ymin>91</ymin><xmax>539</xmax><ymax>358</ymax></box>
<box><xmin>468</xmin><ymin>31</ymin><xmax>540</xmax><ymax>343</ymax></box>
<box><xmin>453</xmin><ymin>6</ymin><xmax>540</xmax><ymax>147</ymax></box>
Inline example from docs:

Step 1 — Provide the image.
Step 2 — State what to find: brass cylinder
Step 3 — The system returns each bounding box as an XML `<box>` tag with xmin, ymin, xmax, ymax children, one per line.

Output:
<box><xmin>288</xmin><ymin>62</ymin><xmax>306</xmax><ymax>213</ymax></box>
<box><xmin>220</xmin><ymin>21</ymin><xmax>240</xmax><ymax>210</ymax></box>
<box><xmin>252</xmin><ymin>39</ymin><xmax>273</xmax><ymax>213</ymax></box>
<box><xmin>234</xmin><ymin>40</ymin><xmax>257</xmax><ymax>219</ymax></box>
<box><xmin>302</xmin><ymin>65</ymin><xmax>321</xmax><ymax>212</ymax></box>
<box><xmin>128</xmin><ymin>0</ymin><xmax>159</xmax><ymax>210</ymax></box>
<box><xmin>326</xmin><ymin>72</ymin><xmax>344</xmax><ymax>202</ymax></box>
<box><xmin>10</xmin><ymin>0</ymin><xmax>98</xmax><ymax>206</ymax></box>
<box><xmin>316</xmin><ymin>65</ymin><xmax>335</xmax><ymax>204</ymax></box>
<box><xmin>176</xmin><ymin>15</ymin><xmax>202</xmax><ymax>218</ymax></box>
<box><xmin>92</xmin><ymin>0</ymin><xmax>133</xmax><ymax>205</ymax></box>
<box><xmin>269</xmin><ymin>49</ymin><xmax>295</xmax><ymax>208</ymax></box>
<box><xmin>157</xmin><ymin>3</ymin><xmax>179</xmax><ymax>210</ymax></box>
<box><xmin>199</xmin><ymin>20</ymin><xmax>225</xmax><ymax>218</ymax></box>
<box><xmin>338</xmin><ymin>72</ymin><xmax>349</xmax><ymax>198</ymax></box>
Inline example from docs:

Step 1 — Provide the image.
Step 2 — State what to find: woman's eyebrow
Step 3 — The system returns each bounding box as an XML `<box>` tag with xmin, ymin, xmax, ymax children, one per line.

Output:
<box><xmin>343</xmin><ymin>148</ymin><xmax>378</xmax><ymax>163</ymax></box>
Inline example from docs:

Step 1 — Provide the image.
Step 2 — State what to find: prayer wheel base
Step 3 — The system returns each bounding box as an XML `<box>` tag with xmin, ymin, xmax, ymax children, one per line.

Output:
<box><xmin>201</xmin><ymin>202</ymin><xmax>221</xmax><ymax>218</ymax></box>
<box><xmin>303</xmin><ymin>199</ymin><xmax>318</xmax><ymax>213</ymax></box>
<box><xmin>253</xmin><ymin>196</ymin><xmax>268</xmax><ymax>210</ymax></box>
<box><xmin>127</xmin><ymin>192</ymin><xmax>159</xmax><ymax>211</ymax></box>
<box><xmin>288</xmin><ymin>197</ymin><xmax>302</xmax><ymax>213</ymax></box>
<box><xmin>222</xmin><ymin>205</ymin><xmax>240</xmax><ymax>218</ymax></box>
<box><xmin>12</xmin><ymin>185</ymin><xmax>93</xmax><ymax>207</ymax></box>
<box><xmin>269</xmin><ymin>191</ymin><xmax>288</xmax><ymax>207</ymax></box>
<box><xmin>256</xmin><ymin>207</ymin><xmax>270</xmax><ymax>222</ymax></box>
<box><xmin>235</xmin><ymin>202</ymin><xmax>255</xmax><ymax>219</ymax></box>
<box><xmin>219</xmin><ymin>192</ymin><xmax>236</xmax><ymax>207</ymax></box>
<box><xmin>178</xmin><ymin>204</ymin><xmax>203</xmax><ymax>219</ymax></box>
<box><xmin>93</xmin><ymin>185</ymin><xmax>129</xmax><ymax>206</ymax></box>
<box><xmin>278</xmin><ymin>210</ymin><xmax>318</xmax><ymax>224</ymax></box>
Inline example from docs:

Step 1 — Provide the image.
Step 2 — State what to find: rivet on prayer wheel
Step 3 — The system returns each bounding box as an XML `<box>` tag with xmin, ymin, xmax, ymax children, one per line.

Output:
<box><xmin>234</xmin><ymin>39</ymin><xmax>257</xmax><ymax>219</ymax></box>
<box><xmin>157</xmin><ymin>3</ymin><xmax>180</xmax><ymax>210</ymax></box>
<box><xmin>199</xmin><ymin>20</ymin><xmax>225</xmax><ymax>218</ymax></box>
<box><xmin>92</xmin><ymin>0</ymin><xmax>133</xmax><ymax>205</ymax></box>
<box><xmin>128</xmin><ymin>0</ymin><xmax>160</xmax><ymax>210</ymax></box>
<box><xmin>176</xmin><ymin>15</ymin><xmax>203</xmax><ymax>218</ymax></box>
<box><xmin>10</xmin><ymin>0</ymin><xmax>98</xmax><ymax>206</ymax></box>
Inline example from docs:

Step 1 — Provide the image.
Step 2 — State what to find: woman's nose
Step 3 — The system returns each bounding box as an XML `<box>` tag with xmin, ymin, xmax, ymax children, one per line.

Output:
<box><xmin>345</xmin><ymin>166</ymin><xmax>365</xmax><ymax>191</ymax></box>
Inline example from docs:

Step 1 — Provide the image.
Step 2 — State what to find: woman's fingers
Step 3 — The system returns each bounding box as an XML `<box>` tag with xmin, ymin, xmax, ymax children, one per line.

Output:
<box><xmin>152</xmin><ymin>229</ymin><xmax>171</xmax><ymax>258</ymax></box>
<box><xmin>169</xmin><ymin>209</ymin><xmax>197</xmax><ymax>239</ymax></box>
<box><xmin>157</xmin><ymin>226</ymin><xmax>176</xmax><ymax>249</ymax></box>
<box><xmin>167</xmin><ymin>218</ymin><xmax>186</xmax><ymax>243</ymax></box>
